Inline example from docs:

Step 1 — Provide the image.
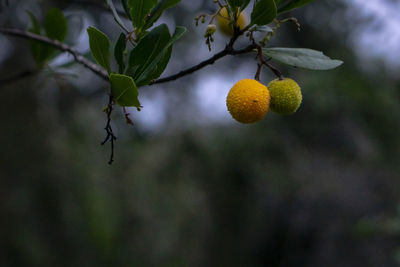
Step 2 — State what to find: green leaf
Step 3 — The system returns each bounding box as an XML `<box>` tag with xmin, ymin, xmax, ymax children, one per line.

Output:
<box><xmin>262</xmin><ymin>47</ymin><xmax>343</xmax><ymax>70</ymax></box>
<box><xmin>126</xmin><ymin>24</ymin><xmax>170</xmax><ymax>81</ymax></box>
<box><xmin>137</xmin><ymin>46</ymin><xmax>172</xmax><ymax>86</ymax></box>
<box><xmin>109</xmin><ymin>74</ymin><xmax>141</xmax><ymax>107</ymax></box>
<box><xmin>128</xmin><ymin>0</ymin><xmax>157</xmax><ymax>29</ymax></box>
<box><xmin>105</xmin><ymin>0</ymin><xmax>130</xmax><ymax>33</ymax></box>
<box><xmin>250</xmin><ymin>0</ymin><xmax>277</xmax><ymax>26</ymax></box>
<box><xmin>143</xmin><ymin>0</ymin><xmax>181</xmax><ymax>30</ymax></box>
<box><xmin>167</xmin><ymin>26</ymin><xmax>187</xmax><ymax>45</ymax></box>
<box><xmin>114</xmin><ymin>33</ymin><xmax>127</xmax><ymax>74</ymax></box>
<box><xmin>135</xmin><ymin>26</ymin><xmax>186</xmax><ymax>86</ymax></box>
<box><xmin>277</xmin><ymin>0</ymin><xmax>313</xmax><ymax>13</ymax></box>
<box><xmin>44</xmin><ymin>8</ymin><xmax>67</xmax><ymax>42</ymax></box>
<box><xmin>87</xmin><ymin>26</ymin><xmax>111</xmax><ymax>73</ymax></box>
<box><xmin>228</xmin><ymin>0</ymin><xmax>251</xmax><ymax>11</ymax></box>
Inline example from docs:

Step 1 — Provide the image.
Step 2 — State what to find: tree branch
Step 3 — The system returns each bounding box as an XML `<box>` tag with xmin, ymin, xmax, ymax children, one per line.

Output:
<box><xmin>0</xmin><ymin>27</ymin><xmax>109</xmax><ymax>81</ymax></box>
<box><xmin>255</xmin><ymin>45</ymin><xmax>283</xmax><ymax>80</ymax></box>
<box><xmin>151</xmin><ymin>44</ymin><xmax>257</xmax><ymax>84</ymax></box>
<box><xmin>101</xmin><ymin>94</ymin><xmax>116</xmax><ymax>165</ymax></box>
<box><xmin>0</xmin><ymin>27</ymin><xmax>273</xmax><ymax>87</ymax></box>
<box><xmin>152</xmin><ymin>27</ymin><xmax>264</xmax><ymax>84</ymax></box>
<box><xmin>152</xmin><ymin>28</ymin><xmax>256</xmax><ymax>85</ymax></box>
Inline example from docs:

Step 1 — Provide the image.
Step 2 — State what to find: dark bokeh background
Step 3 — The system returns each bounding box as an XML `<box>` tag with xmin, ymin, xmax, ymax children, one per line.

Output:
<box><xmin>1</xmin><ymin>0</ymin><xmax>400</xmax><ymax>266</ymax></box>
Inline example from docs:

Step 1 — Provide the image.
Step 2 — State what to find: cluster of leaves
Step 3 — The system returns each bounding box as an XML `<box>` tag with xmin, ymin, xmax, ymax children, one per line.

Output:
<box><xmin>87</xmin><ymin>0</ymin><xmax>186</xmax><ymax>110</ymax></box>
<box><xmin>28</xmin><ymin>8</ymin><xmax>67</xmax><ymax>66</ymax></box>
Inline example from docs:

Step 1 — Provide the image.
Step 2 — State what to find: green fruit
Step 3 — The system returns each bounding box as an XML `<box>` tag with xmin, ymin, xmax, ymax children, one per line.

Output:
<box><xmin>268</xmin><ymin>78</ymin><xmax>302</xmax><ymax>115</ymax></box>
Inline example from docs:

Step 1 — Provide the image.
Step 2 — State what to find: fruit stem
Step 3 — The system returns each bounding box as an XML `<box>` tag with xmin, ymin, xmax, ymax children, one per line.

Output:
<box><xmin>255</xmin><ymin>45</ymin><xmax>283</xmax><ymax>80</ymax></box>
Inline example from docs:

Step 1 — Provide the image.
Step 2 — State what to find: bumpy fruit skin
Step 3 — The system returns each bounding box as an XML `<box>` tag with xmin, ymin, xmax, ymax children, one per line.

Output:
<box><xmin>217</xmin><ymin>7</ymin><xmax>247</xmax><ymax>36</ymax></box>
<box><xmin>226</xmin><ymin>79</ymin><xmax>271</xmax><ymax>124</ymax></box>
<box><xmin>268</xmin><ymin>78</ymin><xmax>302</xmax><ymax>115</ymax></box>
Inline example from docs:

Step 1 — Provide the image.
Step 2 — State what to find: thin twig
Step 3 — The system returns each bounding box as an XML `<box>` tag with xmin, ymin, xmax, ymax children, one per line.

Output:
<box><xmin>254</xmin><ymin>62</ymin><xmax>262</xmax><ymax>81</ymax></box>
<box><xmin>123</xmin><ymin>107</ymin><xmax>134</xmax><ymax>126</ymax></box>
<box><xmin>255</xmin><ymin>45</ymin><xmax>283</xmax><ymax>80</ymax></box>
<box><xmin>0</xmin><ymin>27</ymin><xmax>109</xmax><ymax>81</ymax></box>
<box><xmin>263</xmin><ymin>59</ymin><xmax>283</xmax><ymax>80</ymax></box>
<box><xmin>101</xmin><ymin>95</ymin><xmax>116</xmax><ymax>165</ymax></box>
<box><xmin>152</xmin><ymin>30</ymin><xmax>255</xmax><ymax>85</ymax></box>
<box><xmin>151</xmin><ymin>44</ymin><xmax>256</xmax><ymax>84</ymax></box>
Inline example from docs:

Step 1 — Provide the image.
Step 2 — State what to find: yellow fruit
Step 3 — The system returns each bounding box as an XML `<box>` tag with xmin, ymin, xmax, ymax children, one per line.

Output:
<box><xmin>226</xmin><ymin>79</ymin><xmax>271</xmax><ymax>124</ymax></box>
<box><xmin>268</xmin><ymin>78</ymin><xmax>302</xmax><ymax>115</ymax></box>
<box><xmin>217</xmin><ymin>7</ymin><xmax>247</xmax><ymax>36</ymax></box>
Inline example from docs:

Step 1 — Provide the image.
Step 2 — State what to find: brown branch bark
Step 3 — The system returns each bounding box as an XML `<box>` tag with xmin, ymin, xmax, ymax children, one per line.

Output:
<box><xmin>152</xmin><ymin>27</ymin><xmax>262</xmax><ymax>84</ymax></box>
<box><xmin>151</xmin><ymin>43</ymin><xmax>257</xmax><ymax>85</ymax></box>
<box><xmin>255</xmin><ymin>45</ymin><xmax>283</xmax><ymax>80</ymax></box>
<box><xmin>0</xmin><ymin>27</ymin><xmax>109</xmax><ymax>81</ymax></box>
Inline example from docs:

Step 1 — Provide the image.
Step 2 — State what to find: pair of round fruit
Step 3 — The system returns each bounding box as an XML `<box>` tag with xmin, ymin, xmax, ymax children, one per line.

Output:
<box><xmin>215</xmin><ymin>8</ymin><xmax>302</xmax><ymax>123</ymax></box>
<box><xmin>226</xmin><ymin>78</ymin><xmax>302</xmax><ymax>124</ymax></box>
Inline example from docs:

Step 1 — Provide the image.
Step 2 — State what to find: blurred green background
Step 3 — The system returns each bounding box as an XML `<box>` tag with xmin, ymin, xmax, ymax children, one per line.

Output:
<box><xmin>1</xmin><ymin>0</ymin><xmax>400</xmax><ymax>266</ymax></box>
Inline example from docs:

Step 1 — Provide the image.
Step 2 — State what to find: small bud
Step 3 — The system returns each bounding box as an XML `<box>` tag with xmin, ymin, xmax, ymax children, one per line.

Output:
<box><xmin>206</xmin><ymin>24</ymin><xmax>217</xmax><ymax>35</ymax></box>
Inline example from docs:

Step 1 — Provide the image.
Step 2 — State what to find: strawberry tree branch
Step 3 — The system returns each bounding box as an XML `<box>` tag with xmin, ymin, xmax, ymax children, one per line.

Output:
<box><xmin>255</xmin><ymin>44</ymin><xmax>283</xmax><ymax>80</ymax></box>
<box><xmin>152</xmin><ymin>28</ymin><xmax>256</xmax><ymax>84</ymax></box>
<box><xmin>0</xmin><ymin>27</ymin><xmax>267</xmax><ymax>87</ymax></box>
<box><xmin>0</xmin><ymin>27</ymin><xmax>109</xmax><ymax>81</ymax></box>
<box><xmin>151</xmin><ymin>43</ymin><xmax>257</xmax><ymax>84</ymax></box>
<box><xmin>101</xmin><ymin>94</ymin><xmax>116</xmax><ymax>165</ymax></box>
